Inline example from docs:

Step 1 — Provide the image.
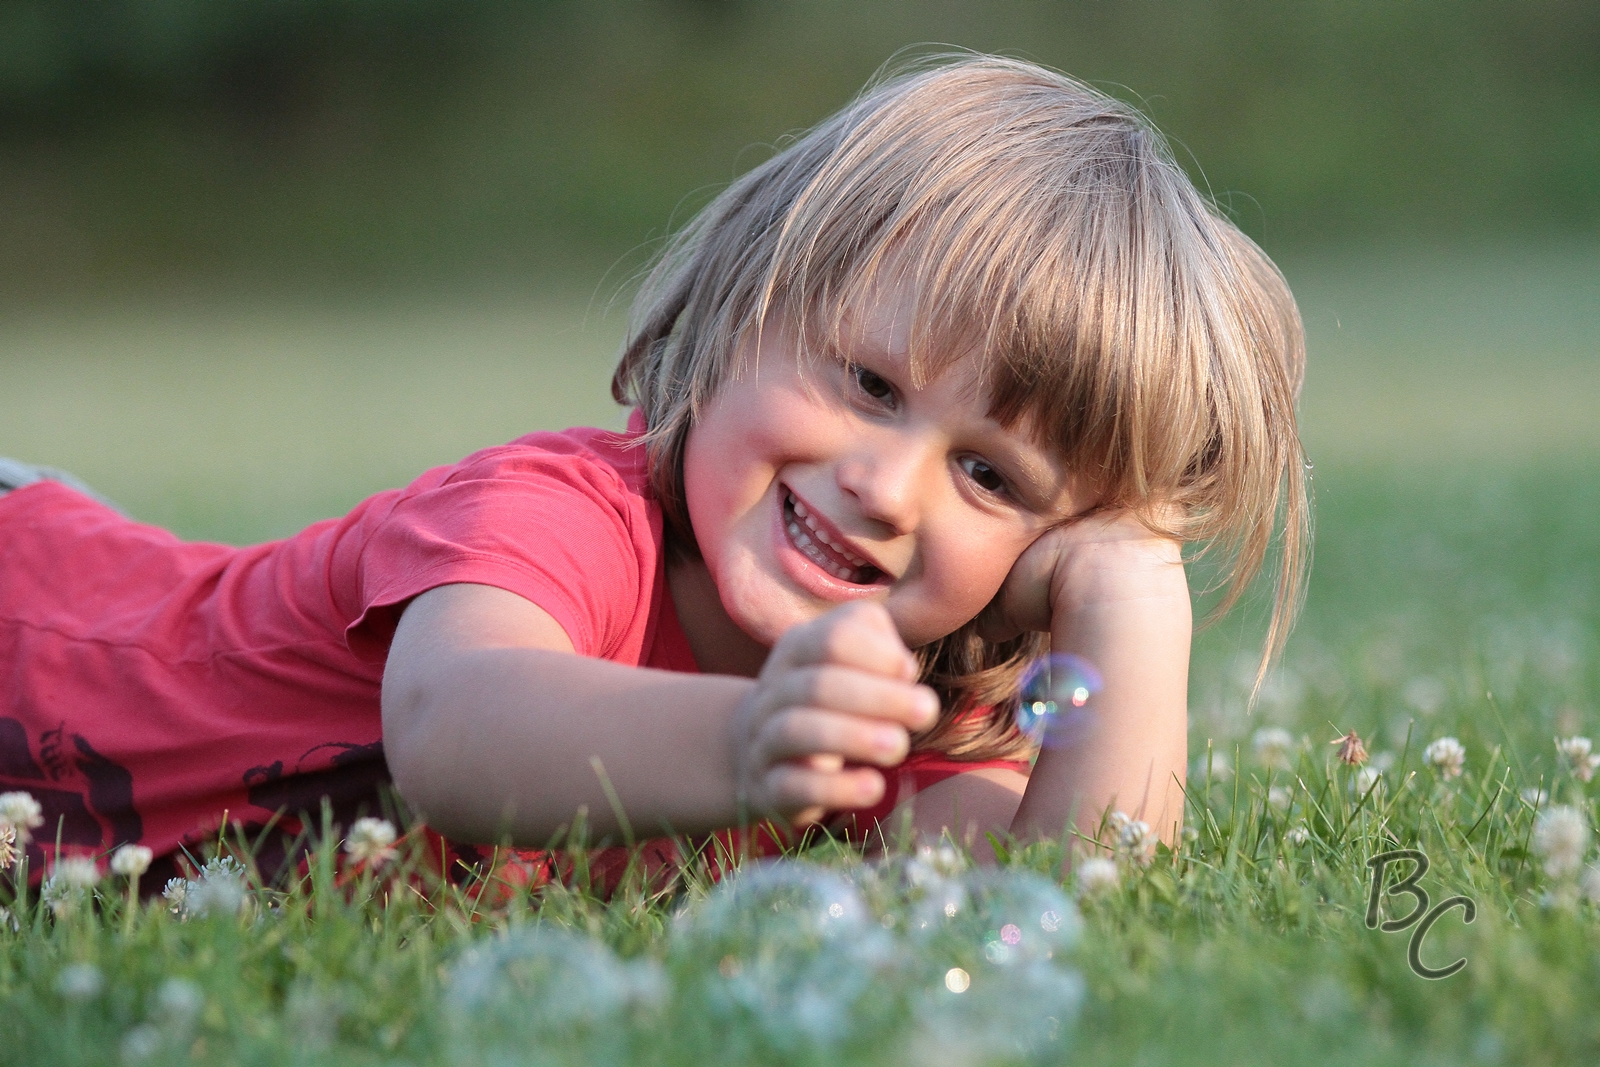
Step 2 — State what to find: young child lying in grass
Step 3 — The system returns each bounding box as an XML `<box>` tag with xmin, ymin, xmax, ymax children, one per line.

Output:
<box><xmin>0</xmin><ymin>55</ymin><xmax>1306</xmax><ymax>885</ymax></box>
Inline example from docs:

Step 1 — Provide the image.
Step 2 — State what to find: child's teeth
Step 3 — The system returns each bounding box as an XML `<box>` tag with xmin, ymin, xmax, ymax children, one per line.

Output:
<box><xmin>786</xmin><ymin>491</ymin><xmax>871</xmax><ymax>582</ymax></box>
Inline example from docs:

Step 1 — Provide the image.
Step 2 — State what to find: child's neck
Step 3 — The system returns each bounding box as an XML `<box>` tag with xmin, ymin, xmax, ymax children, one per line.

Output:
<box><xmin>665</xmin><ymin>555</ymin><xmax>769</xmax><ymax>678</ymax></box>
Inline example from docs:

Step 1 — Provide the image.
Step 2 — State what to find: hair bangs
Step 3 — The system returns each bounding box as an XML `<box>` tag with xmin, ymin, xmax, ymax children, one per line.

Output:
<box><xmin>613</xmin><ymin>53</ymin><xmax>1310</xmax><ymax>758</ymax></box>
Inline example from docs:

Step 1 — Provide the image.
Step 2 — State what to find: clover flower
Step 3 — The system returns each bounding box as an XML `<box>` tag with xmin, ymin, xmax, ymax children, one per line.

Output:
<box><xmin>1423</xmin><ymin>736</ymin><xmax>1466</xmax><ymax>779</ymax></box>
<box><xmin>1074</xmin><ymin>857</ymin><xmax>1119</xmax><ymax>896</ymax></box>
<box><xmin>1191</xmin><ymin>750</ymin><xmax>1233</xmax><ymax>782</ymax></box>
<box><xmin>1285</xmin><ymin>824</ymin><xmax>1311</xmax><ymax>847</ymax></box>
<box><xmin>1521</xmin><ymin>787</ymin><xmax>1549</xmax><ymax>809</ymax></box>
<box><xmin>188</xmin><ymin>874</ymin><xmax>245</xmax><ymax>919</ymax></box>
<box><xmin>1532</xmin><ymin>805</ymin><xmax>1591</xmax><ymax>880</ymax></box>
<box><xmin>111</xmin><ymin>844</ymin><xmax>154</xmax><ymax>879</ymax></box>
<box><xmin>0</xmin><ymin>824</ymin><xmax>15</xmax><ymax>869</ymax></box>
<box><xmin>1252</xmin><ymin>728</ymin><xmax>1295</xmax><ymax>772</ymax></box>
<box><xmin>0</xmin><ymin>791</ymin><xmax>43</xmax><ymax>842</ymax></box>
<box><xmin>1331</xmin><ymin>730</ymin><xmax>1369</xmax><ymax>767</ymax></box>
<box><xmin>1556</xmin><ymin>736</ymin><xmax>1600</xmax><ymax>783</ymax></box>
<box><xmin>1267</xmin><ymin>785</ymin><xmax>1293</xmax><ymax>811</ymax></box>
<box><xmin>165</xmin><ymin>856</ymin><xmax>251</xmax><ymax>921</ymax></box>
<box><xmin>1354</xmin><ymin>767</ymin><xmax>1383</xmax><ymax>797</ymax></box>
<box><xmin>906</xmin><ymin>843</ymin><xmax>968</xmax><ymax>892</ymax></box>
<box><xmin>343</xmin><ymin>817</ymin><xmax>399</xmax><ymax>867</ymax></box>
<box><xmin>55</xmin><ymin>962</ymin><xmax>103</xmax><ymax>1001</ymax></box>
<box><xmin>1116</xmin><ymin>818</ymin><xmax>1156</xmax><ymax>866</ymax></box>
<box><xmin>54</xmin><ymin>855</ymin><xmax>101</xmax><ymax>890</ymax></box>
<box><xmin>1580</xmin><ymin>864</ymin><xmax>1600</xmax><ymax>906</ymax></box>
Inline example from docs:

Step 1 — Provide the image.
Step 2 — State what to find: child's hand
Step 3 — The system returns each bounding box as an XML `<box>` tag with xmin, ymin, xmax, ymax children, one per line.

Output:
<box><xmin>731</xmin><ymin>602</ymin><xmax>941</xmax><ymax>827</ymax></box>
<box><xmin>980</xmin><ymin>506</ymin><xmax>1192</xmax><ymax>847</ymax></box>
<box><xmin>977</xmin><ymin>507</ymin><xmax>1186</xmax><ymax>641</ymax></box>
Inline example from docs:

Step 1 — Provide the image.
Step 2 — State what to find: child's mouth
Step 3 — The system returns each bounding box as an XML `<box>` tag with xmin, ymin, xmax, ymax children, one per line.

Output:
<box><xmin>782</xmin><ymin>491</ymin><xmax>885</xmax><ymax>586</ymax></box>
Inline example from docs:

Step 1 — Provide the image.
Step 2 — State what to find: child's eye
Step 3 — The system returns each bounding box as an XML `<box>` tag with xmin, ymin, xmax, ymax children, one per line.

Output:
<box><xmin>961</xmin><ymin>456</ymin><xmax>1008</xmax><ymax>494</ymax></box>
<box><xmin>852</xmin><ymin>366</ymin><xmax>895</xmax><ymax>402</ymax></box>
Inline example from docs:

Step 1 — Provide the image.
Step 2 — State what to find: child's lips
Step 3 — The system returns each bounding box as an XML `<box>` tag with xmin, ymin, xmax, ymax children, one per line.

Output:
<box><xmin>781</xmin><ymin>488</ymin><xmax>889</xmax><ymax>586</ymax></box>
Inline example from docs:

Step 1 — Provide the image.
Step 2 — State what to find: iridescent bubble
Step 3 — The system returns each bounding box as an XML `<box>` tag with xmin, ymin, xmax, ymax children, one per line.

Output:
<box><xmin>1015</xmin><ymin>654</ymin><xmax>1102</xmax><ymax>747</ymax></box>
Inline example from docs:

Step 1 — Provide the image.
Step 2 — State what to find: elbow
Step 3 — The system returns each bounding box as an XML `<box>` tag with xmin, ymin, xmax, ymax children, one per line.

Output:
<box><xmin>381</xmin><ymin>668</ymin><xmax>459</xmax><ymax>834</ymax></box>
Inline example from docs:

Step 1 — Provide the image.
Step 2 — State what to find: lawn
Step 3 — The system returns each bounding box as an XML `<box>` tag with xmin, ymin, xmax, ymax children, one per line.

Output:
<box><xmin>1</xmin><ymin>247</ymin><xmax>1597</xmax><ymax>1065</ymax></box>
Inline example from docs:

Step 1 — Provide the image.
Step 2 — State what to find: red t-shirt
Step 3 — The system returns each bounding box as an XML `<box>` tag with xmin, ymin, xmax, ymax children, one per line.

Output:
<box><xmin>0</xmin><ymin>419</ymin><xmax>1024</xmax><ymax>880</ymax></box>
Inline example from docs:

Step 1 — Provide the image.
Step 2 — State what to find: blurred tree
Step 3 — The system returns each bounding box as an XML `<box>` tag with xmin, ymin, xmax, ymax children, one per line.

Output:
<box><xmin>0</xmin><ymin>0</ymin><xmax>1595</xmax><ymax>300</ymax></box>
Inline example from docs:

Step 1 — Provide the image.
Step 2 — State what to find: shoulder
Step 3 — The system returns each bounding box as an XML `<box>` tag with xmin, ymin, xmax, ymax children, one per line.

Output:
<box><xmin>439</xmin><ymin>422</ymin><xmax>650</xmax><ymax>503</ymax></box>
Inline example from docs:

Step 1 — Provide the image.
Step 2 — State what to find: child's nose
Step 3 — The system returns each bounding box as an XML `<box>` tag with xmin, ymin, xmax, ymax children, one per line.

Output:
<box><xmin>836</xmin><ymin>434</ymin><xmax>936</xmax><ymax>534</ymax></box>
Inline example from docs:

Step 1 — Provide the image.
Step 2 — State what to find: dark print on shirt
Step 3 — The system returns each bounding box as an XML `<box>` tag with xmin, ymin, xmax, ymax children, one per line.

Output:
<box><xmin>242</xmin><ymin>740</ymin><xmax>391</xmax><ymax>824</ymax></box>
<box><xmin>0</xmin><ymin>716</ymin><xmax>142</xmax><ymax>863</ymax></box>
<box><xmin>237</xmin><ymin>741</ymin><xmax>393</xmax><ymax>880</ymax></box>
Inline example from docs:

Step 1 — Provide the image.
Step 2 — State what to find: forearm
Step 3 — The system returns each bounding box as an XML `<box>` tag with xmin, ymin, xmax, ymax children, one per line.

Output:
<box><xmin>385</xmin><ymin>645</ymin><xmax>754</xmax><ymax>845</ymax></box>
<box><xmin>1009</xmin><ymin>554</ymin><xmax>1191</xmax><ymax>847</ymax></box>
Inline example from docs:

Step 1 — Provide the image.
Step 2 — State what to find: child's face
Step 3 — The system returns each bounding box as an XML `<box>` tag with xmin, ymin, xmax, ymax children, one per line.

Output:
<box><xmin>679</xmin><ymin>282</ymin><xmax>1095</xmax><ymax>653</ymax></box>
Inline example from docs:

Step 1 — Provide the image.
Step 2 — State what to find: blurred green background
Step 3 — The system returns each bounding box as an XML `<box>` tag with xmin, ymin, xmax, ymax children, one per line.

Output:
<box><xmin>1</xmin><ymin>0</ymin><xmax>1596</xmax><ymax>557</ymax></box>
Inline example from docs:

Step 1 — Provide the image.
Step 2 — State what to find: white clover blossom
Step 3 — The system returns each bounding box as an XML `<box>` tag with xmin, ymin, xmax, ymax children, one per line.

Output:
<box><xmin>164</xmin><ymin>856</ymin><xmax>251</xmax><ymax>921</ymax></box>
<box><xmin>1354</xmin><ymin>766</ymin><xmax>1384</xmax><ymax>797</ymax></box>
<box><xmin>162</xmin><ymin>878</ymin><xmax>189</xmax><ymax>916</ymax></box>
<box><xmin>1075</xmin><ymin>857</ymin><xmax>1119</xmax><ymax>896</ymax></box>
<box><xmin>1370</xmin><ymin>751</ymin><xmax>1397</xmax><ymax>773</ymax></box>
<box><xmin>188</xmin><ymin>875</ymin><xmax>245</xmax><ymax>919</ymax></box>
<box><xmin>1252</xmin><ymin>728</ymin><xmax>1296</xmax><ymax>772</ymax></box>
<box><xmin>0</xmin><ymin>824</ymin><xmax>15</xmax><ymax>869</ymax></box>
<box><xmin>1191</xmin><ymin>750</ymin><xmax>1233</xmax><ymax>782</ymax></box>
<box><xmin>1403</xmin><ymin>676</ymin><xmax>1447</xmax><ymax>715</ymax></box>
<box><xmin>155</xmin><ymin>976</ymin><xmax>205</xmax><ymax>1027</ymax></box>
<box><xmin>121</xmin><ymin>1024</ymin><xmax>162</xmax><ymax>1063</ymax></box>
<box><xmin>343</xmin><ymin>817</ymin><xmax>399</xmax><ymax>867</ymax></box>
<box><xmin>906</xmin><ymin>842</ymin><xmax>967</xmax><ymax>891</ymax></box>
<box><xmin>1556</xmin><ymin>737</ymin><xmax>1600</xmax><ymax>783</ymax></box>
<box><xmin>1580</xmin><ymin>865</ymin><xmax>1600</xmax><ymax>906</ymax></box>
<box><xmin>1116</xmin><ymin>818</ymin><xmax>1156</xmax><ymax>866</ymax></box>
<box><xmin>55</xmin><ymin>962</ymin><xmax>104</xmax><ymax>1000</ymax></box>
<box><xmin>1267</xmin><ymin>785</ymin><xmax>1293</xmax><ymax>812</ymax></box>
<box><xmin>54</xmin><ymin>855</ymin><xmax>101</xmax><ymax>890</ymax></box>
<box><xmin>1423</xmin><ymin>736</ymin><xmax>1466</xmax><ymax>779</ymax></box>
<box><xmin>38</xmin><ymin>878</ymin><xmax>75</xmax><ymax>918</ymax></box>
<box><xmin>1521</xmin><ymin>787</ymin><xmax>1550</xmax><ymax>809</ymax></box>
<box><xmin>1285</xmin><ymin>824</ymin><xmax>1311</xmax><ymax>847</ymax></box>
<box><xmin>1532</xmin><ymin>805</ymin><xmax>1591</xmax><ymax>880</ymax></box>
<box><xmin>111</xmin><ymin>844</ymin><xmax>154</xmax><ymax>879</ymax></box>
<box><xmin>0</xmin><ymin>791</ymin><xmax>44</xmax><ymax>842</ymax></box>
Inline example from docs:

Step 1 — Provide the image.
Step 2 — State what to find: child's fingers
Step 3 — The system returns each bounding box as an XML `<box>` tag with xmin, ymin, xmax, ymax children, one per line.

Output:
<box><xmin>752</xmin><ymin>706</ymin><xmax>913</xmax><ymax>768</ymax></box>
<box><xmin>761</xmin><ymin>761</ymin><xmax>886</xmax><ymax>821</ymax></box>
<box><xmin>764</xmin><ymin>665</ymin><xmax>939</xmax><ymax>731</ymax></box>
<box><xmin>764</xmin><ymin>602</ymin><xmax>917</xmax><ymax>680</ymax></box>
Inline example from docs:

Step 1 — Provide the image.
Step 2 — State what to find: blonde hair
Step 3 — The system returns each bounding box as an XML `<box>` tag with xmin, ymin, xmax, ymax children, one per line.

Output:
<box><xmin>613</xmin><ymin>54</ymin><xmax>1308</xmax><ymax>762</ymax></box>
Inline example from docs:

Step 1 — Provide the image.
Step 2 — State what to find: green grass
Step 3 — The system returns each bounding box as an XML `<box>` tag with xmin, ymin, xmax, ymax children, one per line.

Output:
<box><xmin>2</xmin><ymin>248</ymin><xmax>1599</xmax><ymax>1064</ymax></box>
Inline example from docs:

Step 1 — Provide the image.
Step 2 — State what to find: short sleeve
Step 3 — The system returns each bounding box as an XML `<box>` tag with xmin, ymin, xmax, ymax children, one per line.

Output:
<box><xmin>343</xmin><ymin>442</ymin><xmax>658</xmax><ymax>662</ymax></box>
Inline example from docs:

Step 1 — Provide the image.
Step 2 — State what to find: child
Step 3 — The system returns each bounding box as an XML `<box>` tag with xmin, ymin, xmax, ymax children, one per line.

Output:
<box><xmin>0</xmin><ymin>55</ymin><xmax>1306</xmax><ymax>884</ymax></box>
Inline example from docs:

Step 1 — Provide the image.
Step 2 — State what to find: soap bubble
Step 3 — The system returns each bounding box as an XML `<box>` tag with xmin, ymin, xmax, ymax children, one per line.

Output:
<box><xmin>1015</xmin><ymin>654</ymin><xmax>1101</xmax><ymax>747</ymax></box>
<box><xmin>901</xmin><ymin>871</ymin><xmax>1084</xmax><ymax>1062</ymax></box>
<box><xmin>447</xmin><ymin>925</ymin><xmax>664</xmax><ymax>1054</ymax></box>
<box><xmin>674</xmin><ymin>863</ymin><xmax>901</xmax><ymax>1055</ymax></box>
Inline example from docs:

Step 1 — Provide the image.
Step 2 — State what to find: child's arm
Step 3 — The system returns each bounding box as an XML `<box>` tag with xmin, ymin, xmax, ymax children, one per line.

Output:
<box><xmin>380</xmin><ymin>584</ymin><xmax>939</xmax><ymax>844</ymax></box>
<box><xmin>900</xmin><ymin>511</ymin><xmax>1190</xmax><ymax>854</ymax></box>
<box><xmin>989</xmin><ymin>510</ymin><xmax>1192</xmax><ymax>845</ymax></box>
